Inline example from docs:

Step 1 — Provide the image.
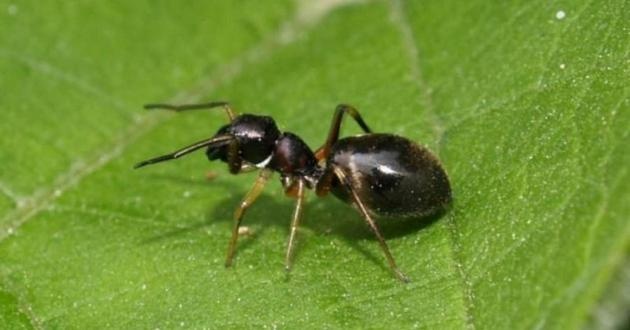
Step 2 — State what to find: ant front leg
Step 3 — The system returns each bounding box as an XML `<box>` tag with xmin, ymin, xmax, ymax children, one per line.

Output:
<box><xmin>224</xmin><ymin>139</ymin><xmax>262</xmax><ymax>174</ymax></box>
<box><xmin>315</xmin><ymin>104</ymin><xmax>373</xmax><ymax>161</ymax></box>
<box><xmin>144</xmin><ymin>101</ymin><xmax>237</xmax><ymax>122</ymax></box>
<box><xmin>225</xmin><ymin>169</ymin><xmax>273</xmax><ymax>267</ymax></box>
<box><xmin>226</xmin><ymin>139</ymin><xmax>243</xmax><ymax>174</ymax></box>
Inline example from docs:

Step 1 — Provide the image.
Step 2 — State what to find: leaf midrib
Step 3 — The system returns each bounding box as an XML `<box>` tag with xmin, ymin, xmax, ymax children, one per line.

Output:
<box><xmin>388</xmin><ymin>0</ymin><xmax>476</xmax><ymax>328</ymax></box>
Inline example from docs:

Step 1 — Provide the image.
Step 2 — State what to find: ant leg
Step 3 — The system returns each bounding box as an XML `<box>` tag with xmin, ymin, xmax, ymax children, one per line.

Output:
<box><xmin>314</xmin><ymin>167</ymin><xmax>335</xmax><ymax>197</ymax></box>
<box><xmin>134</xmin><ymin>135</ymin><xmax>234</xmax><ymax>169</ymax></box>
<box><xmin>315</xmin><ymin>104</ymin><xmax>373</xmax><ymax>161</ymax></box>
<box><xmin>332</xmin><ymin>166</ymin><xmax>410</xmax><ymax>283</ymax></box>
<box><xmin>144</xmin><ymin>101</ymin><xmax>236</xmax><ymax>121</ymax></box>
<box><xmin>238</xmin><ymin>163</ymin><xmax>259</xmax><ymax>173</ymax></box>
<box><xmin>225</xmin><ymin>169</ymin><xmax>273</xmax><ymax>267</ymax></box>
<box><xmin>226</xmin><ymin>139</ymin><xmax>242</xmax><ymax>174</ymax></box>
<box><xmin>285</xmin><ymin>179</ymin><xmax>306</xmax><ymax>272</ymax></box>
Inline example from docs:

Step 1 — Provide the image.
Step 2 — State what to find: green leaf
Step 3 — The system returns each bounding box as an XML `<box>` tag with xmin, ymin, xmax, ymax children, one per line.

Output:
<box><xmin>1</xmin><ymin>0</ymin><xmax>628</xmax><ymax>328</ymax></box>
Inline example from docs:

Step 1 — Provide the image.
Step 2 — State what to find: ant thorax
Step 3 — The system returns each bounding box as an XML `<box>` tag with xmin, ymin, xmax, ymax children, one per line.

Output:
<box><xmin>268</xmin><ymin>132</ymin><xmax>322</xmax><ymax>189</ymax></box>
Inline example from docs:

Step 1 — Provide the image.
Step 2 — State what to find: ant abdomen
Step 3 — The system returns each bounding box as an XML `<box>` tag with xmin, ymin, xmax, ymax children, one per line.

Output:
<box><xmin>329</xmin><ymin>134</ymin><xmax>451</xmax><ymax>218</ymax></box>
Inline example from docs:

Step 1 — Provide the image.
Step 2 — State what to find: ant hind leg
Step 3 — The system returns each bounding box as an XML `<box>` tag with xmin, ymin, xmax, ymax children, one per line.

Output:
<box><xmin>331</xmin><ymin>166</ymin><xmax>410</xmax><ymax>283</ymax></box>
<box><xmin>315</xmin><ymin>104</ymin><xmax>373</xmax><ymax>161</ymax></box>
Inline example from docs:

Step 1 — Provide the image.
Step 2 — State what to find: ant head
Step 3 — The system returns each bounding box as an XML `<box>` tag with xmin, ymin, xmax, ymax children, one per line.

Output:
<box><xmin>206</xmin><ymin>114</ymin><xmax>281</xmax><ymax>166</ymax></box>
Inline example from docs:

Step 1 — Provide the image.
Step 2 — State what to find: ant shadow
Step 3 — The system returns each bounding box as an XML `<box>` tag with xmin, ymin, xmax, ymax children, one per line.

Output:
<box><xmin>141</xmin><ymin>172</ymin><xmax>447</xmax><ymax>274</ymax></box>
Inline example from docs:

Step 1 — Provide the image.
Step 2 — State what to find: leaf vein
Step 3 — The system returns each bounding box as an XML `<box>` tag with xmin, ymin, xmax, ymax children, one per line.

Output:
<box><xmin>388</xmin><ymin>1</ymin><xmax>476</xmax><ymax>328</ymax></box>
<box><xmin>0</xmin><ymin>181</ymin><xmax>21</xmax><ymax>206</ymax></box>
<box><xmin>0</xmin><ymin>276</ymin><xmax>45</xmax><ymax>330</ymax></box>
<box><xmin>0</xmin><ymin>3</ymin><xmax>330</xmax><ymax>244</ymax></box>
<box><xmin>388</xmin><ymin>0</ymin><xmax>443</xmax><ymax>140</ymax></box>
<box><xmin>0</xmin><ymin>49</ymin><xmax>130</xmax><ymax>113</ymax></box>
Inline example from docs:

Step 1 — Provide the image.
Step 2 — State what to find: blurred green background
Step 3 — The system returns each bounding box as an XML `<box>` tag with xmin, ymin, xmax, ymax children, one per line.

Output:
<box><xmin>0</xmin><ymin>0</ymin><xmax>628</xmax><ymax>328</ymax></box>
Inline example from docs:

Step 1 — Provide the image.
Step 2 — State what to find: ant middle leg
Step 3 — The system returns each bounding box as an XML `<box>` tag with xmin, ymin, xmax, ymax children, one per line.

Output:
<box><xmin>315</xmin><ymin>104</ymin><xmax>373</xmax><ymax>161</ymax></box>
<box><xmin>285</xmin><ymin>179</ymin><xmax>306</xmax><ymax>272</ymax></box>
<box><xmin>143</xmin><ymin>101</ymin><xmax>236</xmax><ymax>121</ymax></box>
<box><xmin>225</xmin><ymin>169</ymin><xmax>273</xmax><ymax>267</ymax></box>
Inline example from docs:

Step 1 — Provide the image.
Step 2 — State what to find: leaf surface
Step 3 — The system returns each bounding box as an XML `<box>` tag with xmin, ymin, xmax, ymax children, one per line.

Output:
<box><xmin>0</xmin><ymin>1</ymin><xmax>628</xmax><ymax>328</ymax></box>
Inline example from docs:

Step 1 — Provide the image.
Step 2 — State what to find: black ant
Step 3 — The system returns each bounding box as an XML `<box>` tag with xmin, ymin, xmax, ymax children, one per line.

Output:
<box><xmin>134</xmin><ymin>102</ymin><xmax>452</xmax><ymax>282</ymax></box>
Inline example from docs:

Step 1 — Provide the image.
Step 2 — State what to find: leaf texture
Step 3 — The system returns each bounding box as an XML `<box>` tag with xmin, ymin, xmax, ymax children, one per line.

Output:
<box><xmin>0</xmin><ymin>1</ymin><xmax>628</xmax><ymax>328</ymax></box>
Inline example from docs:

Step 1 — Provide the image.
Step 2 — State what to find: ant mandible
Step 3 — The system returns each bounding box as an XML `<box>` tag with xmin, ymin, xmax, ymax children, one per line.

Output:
<box><xmin>134</xmin><ymin>102</ymin><xmax>452</xmax><ymax>282</ymax></box>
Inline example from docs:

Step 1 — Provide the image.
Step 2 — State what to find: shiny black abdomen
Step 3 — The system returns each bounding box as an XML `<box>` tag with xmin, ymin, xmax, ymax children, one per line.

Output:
<box><xmin>329</xmin><ymin>134</ymin><xmax>451</xmax><ymax>218</ymax></box>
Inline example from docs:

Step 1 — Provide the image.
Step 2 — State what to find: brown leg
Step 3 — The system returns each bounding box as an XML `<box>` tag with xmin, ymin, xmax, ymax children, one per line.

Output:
<box><xmin>285</xmin><ymin>179</ymin><xmax>306</xmax><ymax>271</ymax></box>
<box><xmin>225</xmin><ymin>169</ymin><xmax>273</xmax><ymax>267</ymax></box>
<box><xmin>332</xmin><ymin>167</ymin><xmax>410</xmax><ymax>283</ymax></box>
<box><xmin>143</xmin><ymin>101</ymin><xmax>237</xmax><ymax>121</ymax></box>
<box><xmin>314</xmin><ymin>167</ymin><xmax>335</xmax><ymax>197</ymax></box>
<box><xmin>226</xmin><ymin>140</ymin><xmax>242</xmax><ymax>174</ymax></box>
<box><xmin>314</xmin><ymin>104</ymin><xmax>373</xmax><ymax>161</ymax></box>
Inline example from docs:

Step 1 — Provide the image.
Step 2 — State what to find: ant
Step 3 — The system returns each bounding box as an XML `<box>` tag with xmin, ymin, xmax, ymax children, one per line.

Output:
<box><xmin>134</xmin><ymin>102</ymin><xmax>452</xmax><ymax>282</ymax></box>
